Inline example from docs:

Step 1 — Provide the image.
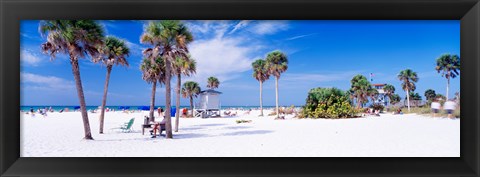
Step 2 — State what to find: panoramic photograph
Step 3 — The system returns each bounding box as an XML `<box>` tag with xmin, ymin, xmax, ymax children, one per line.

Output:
<box><xmin>20</xmin><ymin>20</ymin><xmax>460</xmax><ymax>157</ymax></box>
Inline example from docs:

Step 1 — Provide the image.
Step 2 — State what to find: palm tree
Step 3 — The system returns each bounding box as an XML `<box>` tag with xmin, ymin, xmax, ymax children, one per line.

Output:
<box><xmin>181</xmin><ymin>81</ymin><xmax>201</xmax><ymax>116</ymax></box>
<box><xmin>173</xmin><ymin>55</ymin><xmax>196</xmax><ymax>132</ymax></box>
<box><xmin>398</xmin><ymin>69</ymin><xmax>419</xmax><ymax>112</ymax></box>
<box><xmin>424</xmin><ymin>89</ymin><xmax>436</xmax><ymax>103</ymax></box>
<box><xmin>350</xmin><ymin>75</ymin><xmax>372</xmax><ymax>108</ymax></box>
<box><xmin>383</xmin><ymin>84</ymin><xmax>395</xmax><ymax>106</ymax></box>
<box><xmin>140</xmin><ymin>20</ymin><xmax>193</xmax><ymax>139</ymax></box>
<box><xmin>252</xmin><ymin>59</ymin><xmax>270</xmax><ymax>116</ymax></box>
<box><xmin>435</xmin><ymin>54</ymin><xmax>460</xmax><ymax>100</ymax></box>
<box><xmin>140</xmin><ymin>57</ymin><xmax>166</xmax><ymax>122</ymax></box>
<box><xmin>207</xmin><ymin>77</ymin><xmax>220</xmax><ymax>89</ymax></box>
<box><xmin>265</xmin><ymin>50</ymin><xmax>288</xmax><ymax>119</ymax></box>
<box><xmin>390</xmin><ymin>94</ymin><xmax>401</xmax><ymax>105</ymax></box>
<box><xmin>96</xmin><ymin>36</ymin><xmax>130</xmax><ymax>134</ymax></box>
<box><xmin>40</xmin><ymin>20</ymin><xmax>104</xmax><ymax>140</ymax></box>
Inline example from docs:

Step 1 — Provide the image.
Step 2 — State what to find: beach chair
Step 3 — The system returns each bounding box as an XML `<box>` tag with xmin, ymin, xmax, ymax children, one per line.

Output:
<box><xmin>112</xmin><ymin>118</ymin><xmax>135</xmax><ymax>133</ymax></box>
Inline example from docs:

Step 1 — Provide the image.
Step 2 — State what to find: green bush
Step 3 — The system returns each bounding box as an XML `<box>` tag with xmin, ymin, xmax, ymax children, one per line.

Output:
<box><xmin>302</xmin><ymin>87</ymin><xmax>357</xmax><ymax>118</ymax></box>
<box><xmin>369</xmin><ymin>103</ymin><xmax>385</xmax><ymax>112</ymax></box>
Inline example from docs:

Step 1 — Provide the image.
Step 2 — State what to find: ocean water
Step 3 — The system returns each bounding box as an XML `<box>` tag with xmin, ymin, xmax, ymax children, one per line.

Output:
<box><xmin>20</xmin><ymin>105</ymin><xmax>292</xmax><ymax>112</ymax></box>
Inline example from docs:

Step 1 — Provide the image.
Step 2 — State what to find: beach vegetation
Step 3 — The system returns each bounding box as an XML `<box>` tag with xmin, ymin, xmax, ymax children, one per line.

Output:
<box><xmin>265</xmin><ymin>50</ymin><xmax>289</xmax><ymax>119</ymax></box>
<box><xmin>302</xmin><ymin>87</ymin><xmax>357</xmax><ymax>119</ymax></box>
<box><xmin>207</xmin><ymin>76</ymin><xmax>220</xmax><ymax>89</ymax></box>
<box><xmin>424</xmin><ymin>89</ymin><xmax>437</xmax><ymax>105</ymax></box>
<box><xmin>181</xmin><ymin>81</ymin><xmax>201</xmax><ymax>117</ymax></box>
<box><xmin>369</xmin><ymin>103</ymin><xmax>385</xmax><ymax>112</ymax></box>
<box><xmin>96</xmin><ymin>36</ymin><xmax>130</xmax><ymax>134</ymax></box>
<box><xmin>140</xmin><ymin>57</ymin><xmax>166</xmax><ymax>121</ymax></box>
<box><xmin>389</xmin><ymin>94</ymin><xmax>401</xmax><ymax>105</ymax></box>
<box><xmin>398</xmin><ymin>69</ymin><xmax>419</xmax><ymax>112</ymax></box>
<box><xmin>252</xmin><ymin>59</ymin><xmax>270</xmax><ymax>117</ymax></box>
<box><xmin>140</xmin><ymin>20</ymin><xmax>193</xmax><ymax>139</ymax></box>
<box><xmin>435</xmin><ymin>54</ymin><xmax>460</xmax><ymax>100</ymax></box>
<box><xmin>173</xmin><ymin>55</ymin><xmax>196</xmax><ymax>132</ymax></box>
<box><xmin>383</xmin><ymin>84</ymin><xmax>395</xmax><ymax>105</ymax></box>
<box><xmin>39</xmin><ymin>20</ymin><xmax>106</xmax><ymax>140</ymax></box>
<box><xmin>350</xmin><ymin>75</ymin><xmax>374</xmax><ymax>108</ymax></box>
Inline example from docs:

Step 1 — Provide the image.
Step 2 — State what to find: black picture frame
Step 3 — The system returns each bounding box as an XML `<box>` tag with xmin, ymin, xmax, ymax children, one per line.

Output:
<box><xmin>1</xmin><ymin>0</ymin><xmax>479</xmax><ymax>176</ymax></box>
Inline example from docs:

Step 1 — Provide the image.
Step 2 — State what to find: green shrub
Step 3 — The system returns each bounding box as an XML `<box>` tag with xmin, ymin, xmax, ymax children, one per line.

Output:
<box><xmin>369</xmin><ymin>103</ymin><xmax>385</xmax><ymax>112</ymax></box>
<box><xmin>302</xmin><ymin>87</ymin><xmax>357</xmax><ymax>118</ymax></box>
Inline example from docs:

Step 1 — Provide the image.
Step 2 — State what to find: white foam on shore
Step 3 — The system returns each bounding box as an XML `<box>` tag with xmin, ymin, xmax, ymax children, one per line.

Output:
<box><xmin>20</xmin><ymin>110</ymin><xmax>459</xmax><ymax>157</ymax></box>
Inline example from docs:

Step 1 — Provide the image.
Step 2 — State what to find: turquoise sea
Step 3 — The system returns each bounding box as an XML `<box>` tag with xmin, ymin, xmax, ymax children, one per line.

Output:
<box><xmin>20</xmin><ymin>105</ymin><xmax>291</xmax><ymax>112</ymax></box>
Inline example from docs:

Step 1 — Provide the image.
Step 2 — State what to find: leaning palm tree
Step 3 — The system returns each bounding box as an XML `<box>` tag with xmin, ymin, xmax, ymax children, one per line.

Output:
<box><xmin>173</xmin><ymin>55</ymin><xmax>196</xmax><ymax>132</ymax></box>
<box><xmin>140</xmin><ymin>57</ymin><xmax>166</xmax><ymax>122</ymax></box>
<box><xmin>252</xmin><ymin>59</ymin><xmax>270</xmax><ymax>117</ymax></box>
<box><xmin>398</xmin><ymin>69</ymin><xmax>419</xmax><ymax>112</ymax></box>
<box><xmin>207</xmin><ymin>77</ymin><xmax>220</xmax><ymax>89</ymax></box>
<box><xmin>435</xmin><ymin>54</ymin><xmax>460</xmax><ymax>100</ymax></box>
<box><xmin>350</xmin><ymin>75</ymin><xmax>372</xmax><ymax>108</ymax></box>
<box><xmin>96</xmin><ymin>36</ymin><xmax>130</xmax><ymax>134</ymax></box>
<box><xmin>181</xmin><ymin>81</ymin><xmax>201</xmax><ymax>116</ymax></box>
<box><xmin>140</xmin><ymin>20</ymin><xmax>193</xmax><ymax>139</ymax></box>
<box><xmin>265</xmin><ymin>50</ymin><xmax>288</xmax><ymax>119</ymax></box>
<box><xmin>383</xmin><ymin>84</ymin><xmax>395</xmax><ymax>106</ymax></box>
<box><xmin>40</xmin><ymin>20</ymin><xmax>104</xmax><ymax>140</ymax></box>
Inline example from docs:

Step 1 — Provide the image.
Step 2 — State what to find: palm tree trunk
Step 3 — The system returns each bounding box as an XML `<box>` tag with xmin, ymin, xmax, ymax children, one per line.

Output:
<box><xmin>99</xmin><ymin>65</ymin><xmax>112</xmax><ymax>134</ymax></box>
<box><xmin>259</xmin><ymin>81</ymin><xmax>263</xmax><ymax>117</ymax></box>
<box><xmin>70</xmin><ymin>59</ymin><xmax>93</xmax><ymax>140</ymax></box>
<box><xmin>275</xmin><ymin>77</ymin><xmax>279</xmax><ymax>119</ymax></box>
<box><xmin>149</xmin><ymin>81</ymin><xmax>157</xmax><ymax>122</ymax></box>
<box><xmin>406</xmin><ymin>89</ymin><xmax>411</xmax><ymax>112</ymax></box>
<box><xmin>175</xmin><ymin>73</ymin><xmax>181</xmax><ymax>132</ymax></box>
<box><xmin>189</xmin><ymin>96</ymin><xmax>193</xmax><ymax>117</ymax></box>
<box><xmin>165</xmin><ymin>58</ymin><xmax>173</xmax><ymax>139</ymax></box>
<box><xmin>446</xmin><ymin>77</ymin><xmax>450</xmax><ymax>100</ymax></box>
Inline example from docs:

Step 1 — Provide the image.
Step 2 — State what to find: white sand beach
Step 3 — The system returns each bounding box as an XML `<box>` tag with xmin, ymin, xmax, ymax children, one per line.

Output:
<box><xmin>20</xmin><ymin>110</ymin><xmax>459</xmax><ymax>157</ymax></box>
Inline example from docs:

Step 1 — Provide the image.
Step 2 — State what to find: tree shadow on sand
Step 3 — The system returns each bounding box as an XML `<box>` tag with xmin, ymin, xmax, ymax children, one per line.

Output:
<box><xmin>221</xmin><ymin>130</ymin><xmax>273</xmax><ymax>136</ymax></box>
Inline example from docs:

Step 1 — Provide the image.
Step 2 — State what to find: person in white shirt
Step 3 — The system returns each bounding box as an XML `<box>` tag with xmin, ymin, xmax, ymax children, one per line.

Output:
<box><xmin>431</xmin><ymin>99</ymin><xmax>441</xmax><ymax>117</ymax></box>
<box><xmin>444</xmin><ymin>99</ymin><xmax>457</xmax><ymax>119</ymax></box>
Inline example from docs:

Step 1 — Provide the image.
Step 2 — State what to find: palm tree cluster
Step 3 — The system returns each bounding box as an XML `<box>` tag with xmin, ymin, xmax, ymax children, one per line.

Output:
<box><xmin>40</xmin><ymin>20</ymin><xmax>198</xmax><ymax>140</ymax></box>
<box><xmin>140</xmin><ymin>20</ymin><xmax>194</xmax><ymax>138</ymax></box>
<box><xmin>40</xmin><ymin>20</ymin><xmax>131</xmax><ymax>139</ymax></box>
<box><xmin>251</xmin><ymin>50</ymin><xmax>288</xmax><ymax>119</ymax></box>
<box><xmin>349</xmin><ymin>74</ymin><xmax>376</xmax><ymax>109</ymax></box>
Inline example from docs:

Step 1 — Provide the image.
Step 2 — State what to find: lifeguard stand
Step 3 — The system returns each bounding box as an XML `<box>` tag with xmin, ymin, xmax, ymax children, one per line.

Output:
<box><xmin>194</xmin><ymin>89</ymin><xmax>222</xmax><ymax>118</ymax></box>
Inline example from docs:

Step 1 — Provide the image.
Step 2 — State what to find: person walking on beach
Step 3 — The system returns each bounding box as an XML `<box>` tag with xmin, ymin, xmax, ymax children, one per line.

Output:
<box><xmin>431</xmin><ymin>99</ymin><xmax>441</xmax><ymax>117</ymax></box>
<box><xmin>444</xmin><ymin>99</ymin><xmax>456</xmax><ymax>119</ymax></box>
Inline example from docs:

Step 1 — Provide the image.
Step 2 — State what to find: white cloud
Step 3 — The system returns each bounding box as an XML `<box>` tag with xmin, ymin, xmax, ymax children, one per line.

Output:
<box><xmin>282</xmin><ymin>72</ymin><xmax>359</xmax><ymax>83</ymax></box>
<box><xmin>249</xmin><ymin>21</ymin><xmax>289</xmax><ymax>35</ymax></box>
<box><xmin>187</xmin><ymin>36</ymin><xmax>258</xmax><ymax>88</ymax></box>
<box><xmin>21</xmin><ymin>49</ymin><xmax>42</xmax><ymax>66</ymax></box>
<box><xmin>285</xmin><ymin>33</ymin><xmax>317</xmax><ymax>41</ymax></box>
<box><xmin>21</xmin><ymin>72</ymin><xmax>75</xmax><ymax>91</ymax></box>
<box><xmin>229</xmin><ymin>20</ymin><xmax>251</xmax><ymax>34</ymax></box>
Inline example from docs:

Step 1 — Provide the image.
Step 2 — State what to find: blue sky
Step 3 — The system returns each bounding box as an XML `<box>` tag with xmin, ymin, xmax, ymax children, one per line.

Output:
<box><xmin>20</xmin><ymin>20</ymin><xmax>460</xmax><ymax>106</ymax></box>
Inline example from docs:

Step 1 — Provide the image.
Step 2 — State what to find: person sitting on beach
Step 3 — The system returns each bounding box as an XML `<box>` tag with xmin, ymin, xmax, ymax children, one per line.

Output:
<box><xmin>151</xmin><ymin>118</ymin><xmax>167</xmax><ymax>138</ymax></box>
<box><xmin>444</xmin><ymin>99</ymin><xmax>456</xmax><ymax>119</ymax></box>
<box><xmin>224</xmin><ymin>111</ymin><xmax>231</xmax><ymax>116</ymax></box>
<box><xmin>59</xmin><ymin>109</ymin><xmax>64</xmax><ymax>113</ymax></box>
<box><xmin>182</xmin><ymin>108</ymin><xmax>188</xmax><ymax>117</ymax></box>
<box><xmin>430</xmin><ymin>99</ymin><xmax>441</xmax><ymax>117</ymax></box>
